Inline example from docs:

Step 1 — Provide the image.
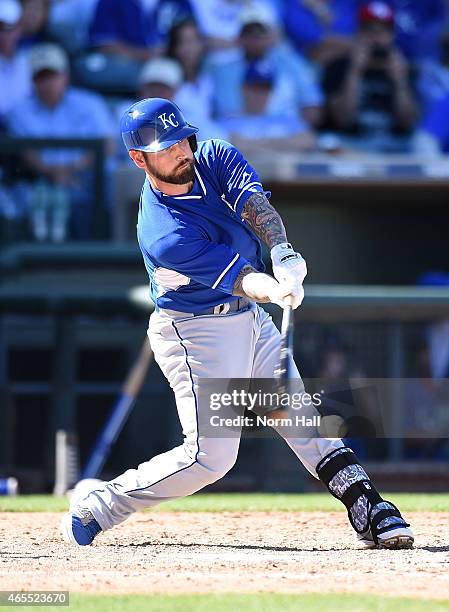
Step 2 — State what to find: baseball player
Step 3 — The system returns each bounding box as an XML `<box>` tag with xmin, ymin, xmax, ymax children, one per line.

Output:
<box><xmin>61</xmin><ymin>98</ymin><xmax>414</xmax><ymax>549</ymax></box>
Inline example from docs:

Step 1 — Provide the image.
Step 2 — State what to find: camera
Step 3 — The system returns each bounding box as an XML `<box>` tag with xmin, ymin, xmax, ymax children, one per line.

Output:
<box><xmin>371</xmin><ymin>44</ymin><xmax>390</xmax><ymax>60</ymax></box>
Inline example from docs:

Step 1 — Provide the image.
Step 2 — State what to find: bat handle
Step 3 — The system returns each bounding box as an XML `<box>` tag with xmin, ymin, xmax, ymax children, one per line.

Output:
<box><xmin>274</xmin><ymin>295</ymin><xmax>294</xmax><ymax>382</ymax></box>
<box><xmin>281</xmin><ymin>295</ymin><xmax>294</xmax><ymax>335</ymax></box>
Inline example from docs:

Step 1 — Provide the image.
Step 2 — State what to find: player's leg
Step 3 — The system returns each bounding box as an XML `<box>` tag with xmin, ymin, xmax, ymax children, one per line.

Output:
<box><xmin>251</xmin><ymin>305</ymin><xmax>414</xmax><ymax>549</ymax></box>
<box><xmin>249</xmin><ymin>305</ymin><xmax>343</xmax><ymax>471</ymax></box>
<box><xmin>61</xmin><ymin>306</ymin><xmax>257</xmax><ymax>545</ymax></box>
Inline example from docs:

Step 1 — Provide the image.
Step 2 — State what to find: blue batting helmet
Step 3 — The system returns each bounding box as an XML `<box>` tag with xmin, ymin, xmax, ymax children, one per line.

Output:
<box><xmin>120</xmin><ymin>98</ymin><xmax>199</xmax><ymax>153</ymax></box>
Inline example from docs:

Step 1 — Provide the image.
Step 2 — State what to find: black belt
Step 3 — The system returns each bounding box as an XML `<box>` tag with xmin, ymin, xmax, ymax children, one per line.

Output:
<box><xmin>195</xmin><ymin>297</ymin><xmax>251</xmax><ymax>316</ymax></box>
<box><xmin>159</xmin><ymin>297</ymin><xmax>251</xmax><ymax>318</ymax></box>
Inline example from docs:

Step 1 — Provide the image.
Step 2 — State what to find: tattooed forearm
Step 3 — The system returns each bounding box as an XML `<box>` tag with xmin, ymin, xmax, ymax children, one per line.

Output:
<box><xmin>242</xmin><ymin>192</ymin><xmax>287</xmax><ymax>248</ymax></box>
<box><xmin>232</xmin><ymin>264</ymin><xmax>257</xmax><ymax>298</ymax></box>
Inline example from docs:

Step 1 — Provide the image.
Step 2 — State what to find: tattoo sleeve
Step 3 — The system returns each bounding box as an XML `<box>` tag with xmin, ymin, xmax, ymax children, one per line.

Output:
<box><xmin>242</xmin><ymin>192</ymin><xmax>288</xmax><ymax>248</ymax></box>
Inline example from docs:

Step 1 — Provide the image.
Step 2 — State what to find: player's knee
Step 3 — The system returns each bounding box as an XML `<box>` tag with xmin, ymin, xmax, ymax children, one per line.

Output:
<box><xmin>197</xmin><ymin>443</ymin><xmax>240</xmax><ymax>481</ymax></box>
<box><xmin>209</xmin><ymin>454</ymin><xmax>238</xmax><ymax>481</ymax></box>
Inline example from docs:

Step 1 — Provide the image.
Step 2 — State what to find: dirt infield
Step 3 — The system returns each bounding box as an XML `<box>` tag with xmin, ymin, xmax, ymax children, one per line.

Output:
<box><xmin>0</xmin><ymin>512</ymin><xmax>448</xmax><ymax>599</ymax></box>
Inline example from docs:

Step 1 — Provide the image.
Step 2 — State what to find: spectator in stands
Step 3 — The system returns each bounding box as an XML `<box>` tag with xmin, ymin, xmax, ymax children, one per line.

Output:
<box><xmin>167</xmin><ymin>18</ymin><xmax>216</xmax><ymax>124</ymax></box>
<box><xmin>428</xmin><ymin>318</ymin><xmax>449</xmax><ymax>378</ymax></box>
<box><xmin>217</xmin><ymin>54</ymin><xmax>316</xmax><ymax>151</ymax></box>
<box><xmin>188</xmin><ymin>0</ymin><xmax>242</xmax><ymax>55</ymax></box>
<box><xmin>418</xmin><ymin>273</ymin><xmax>449</xmax><ymax>379</ymax></box>
<box><xmin>391</xmin><ymin>0</ymin><xmax>447</xmax><ymax>64</ymax></box>
<box><xmin>47</xmin><ymin>0</ymin><xmax>99</xmax><ymax>54</ymax></box>
<box><xmin>19</xmin><ymin>0</ymin><xmax>52</xmax><ymax>48</ymax></box>
<box><xmin>209</xmin><ymin>3</ymin><xmax>324</xmax><ymax>127</ymax></box>
<box><xmin>138</xmin><ymin>57</ymin><xmax>183</xmax><ymax>101</ymax></box>
<box><xmin>403</xmin><ymin>340</ymin><xmax>449</xmax><ymax>460</ymax></box>
<box><xmin>416</xmin><ymin>29</ymin><xmax>449</xmax><ymax>112</ymax></box>
<box><xmin>285</xmin><ymin>1</ymin><xmax>448</xmax><ymax>67</ymax></box>
<box><xmin>7</xmin><ymin>43</ymin><xmax>114</xmax><ymax>241</ymax></box>
<box><xmin>315</xmin><ymin>330</ymin><xmax>367</xmax><ymax>384</ymax></box>
<box><xmin>0</xmin><ymin>0</ymin><xmax>32</xmax><ymax>126</ymax></box>
<box><xmin>74</xmin><ymin>0</ymin><xmax>163</xmax><ymax>94</ymax></box>
<box><xmin>322</xmin><ymin>2</ymin><xmax>418</xmax><ymax>153</ymax></box>
<box><xmin>189</xmin><ymin>0</ymin><xmax>278</xmax><ymax>60</ymax></box>
<box><xmin>283</xmin><ymin>0</ymin><xmax>359</xmax><ymax>65</ymax></box>
<box><xmin>89</xmin><ymin>0</ymin><xmax>161</xmax><ymax>60</ymax></box>
<box><xmin>155</xmin><ymin>0</ymin><xmax>195</xmax><ymax>42</ymax></box>
<box><xmin>316</xmin><ymin>331</ymin><xmax>379</xmax><ymax>458</ymax></box>
<box><xmin>139</xmin><ymin>57</ymin><xmax>227</xmax><ymax>141</ymax></box>
<box><xmin>403</xmin><ymin>272</ymin><xmax>449</xmax><ymax>459</ymax></box>
<box><xmin>412</xmin><ymin>93</ymin><xmax>449</xmax><ymax>156</ymax></box>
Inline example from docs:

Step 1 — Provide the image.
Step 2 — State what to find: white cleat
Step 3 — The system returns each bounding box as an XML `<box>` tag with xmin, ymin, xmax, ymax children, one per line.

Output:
<box><xmin>357</xmin><ymin>525</ymin><xmax>414</xmax><ymax>549</ymax></box>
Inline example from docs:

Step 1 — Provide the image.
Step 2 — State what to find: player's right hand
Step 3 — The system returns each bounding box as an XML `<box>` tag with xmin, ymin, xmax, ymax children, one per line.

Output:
<box><xmin>240</xmin><ymin>271</ymin><xmax>303</xmax><ymax>309</ymax></box>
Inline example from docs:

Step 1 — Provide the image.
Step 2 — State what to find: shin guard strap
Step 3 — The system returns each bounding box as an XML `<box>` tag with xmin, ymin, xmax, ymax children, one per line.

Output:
<box><xmin>316</xmin><ymin>447</ymin><xmax>359</xmax><ymax>486</ymax></box>
<box><xmin>369</xmin><ymin>502</ymin><xmax>410</xmax><ymax>542</ymax></box>
<box><xmin>340</xmin><ymin>481</ymin><xmax>377</xmax><ymax>509</ymax></box>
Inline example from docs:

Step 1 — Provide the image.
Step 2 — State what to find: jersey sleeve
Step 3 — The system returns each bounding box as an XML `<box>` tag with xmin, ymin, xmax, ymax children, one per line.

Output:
<box><xmin>149</xmin><ymin>225</ymin><xmax>250</xmax><ymax>294</ymax></box>
<box><xmin>208</xmin><ymin>139</ymin><xmax>271</xmax><ymax>217</ymax></box>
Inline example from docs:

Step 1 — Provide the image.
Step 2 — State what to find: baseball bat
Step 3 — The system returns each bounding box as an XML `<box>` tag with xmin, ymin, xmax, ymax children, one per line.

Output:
<box><xmin>274</xmin><ymin>295</ymin><xmax>295</xmax><ymax>385</ymax></box>
<box><xmin>81</xmin><ymin>336</ymin><xmax>153</xmax><ymax>479</ymax></box>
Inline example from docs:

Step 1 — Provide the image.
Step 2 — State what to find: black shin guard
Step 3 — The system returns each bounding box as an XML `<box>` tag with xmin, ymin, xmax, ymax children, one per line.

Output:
<box><xmin>316</xmin><ymin>447</ymin><xmax>409</xmax><ymax>544</ymax></box>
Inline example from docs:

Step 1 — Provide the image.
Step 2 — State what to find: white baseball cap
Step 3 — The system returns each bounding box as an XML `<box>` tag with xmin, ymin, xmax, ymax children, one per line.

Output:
<box><xmin>139</xmin><ymin>57</ymin><xmax>183</xmax><ymax>89</ymax></box>
<box><xmin>240</xmin><ymin>3</ymin><xmax>277</xmax><ymax>30</ymax></box>
<box><xmin>0</xmin><ymin>0</ymin><xmax>22</xmax><ymax>26</ymax></box>
<box><xmin>30</xmin><ymin>44</ymin><xmax>69</xmax><ymax>75</ymax></box>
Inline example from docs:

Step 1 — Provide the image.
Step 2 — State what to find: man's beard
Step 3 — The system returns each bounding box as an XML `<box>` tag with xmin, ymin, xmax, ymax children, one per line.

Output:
<box><xmin>144</xmin><ymin>156</ymin><xmax>195</xmax><ymax>185</ymax></box>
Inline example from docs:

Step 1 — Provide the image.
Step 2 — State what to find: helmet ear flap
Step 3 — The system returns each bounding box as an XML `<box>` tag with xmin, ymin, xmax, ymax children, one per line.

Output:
<box><xmin>188</xmin><ymin>134</ymin><xmax>198</xmax><ymax>153</ymax></box>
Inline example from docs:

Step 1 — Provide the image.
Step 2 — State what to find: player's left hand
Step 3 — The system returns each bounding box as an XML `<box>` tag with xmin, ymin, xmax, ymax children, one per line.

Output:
<box><xmin>273</xmin><ymin>280</ymin><xmax>304</xmax><ymax>310</ymax></box>
<box><xmin>270</xmin><ymin>243</ymin><xmax>307</xmax><ymax>304</ymax></box>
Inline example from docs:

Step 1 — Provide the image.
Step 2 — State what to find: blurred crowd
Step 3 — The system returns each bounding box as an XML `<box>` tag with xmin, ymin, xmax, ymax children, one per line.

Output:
<box><xmin>2</xmin><ymin>0</ymin><xmax>449</xmax><ymax>240</ymax></box>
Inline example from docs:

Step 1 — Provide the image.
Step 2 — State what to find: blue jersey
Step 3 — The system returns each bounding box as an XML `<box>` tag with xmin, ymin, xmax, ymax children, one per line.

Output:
<box><xmin>137</xmin><ymin>139</ymin><xmax>267</xmax><ymax>313</ymax></box>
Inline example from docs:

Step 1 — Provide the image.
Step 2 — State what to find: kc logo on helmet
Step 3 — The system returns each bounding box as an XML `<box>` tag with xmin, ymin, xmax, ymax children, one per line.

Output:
<box><xmin>158</xmin><ymin>112</ymin><xmax>179</xmax><ymax>129</ymax></box>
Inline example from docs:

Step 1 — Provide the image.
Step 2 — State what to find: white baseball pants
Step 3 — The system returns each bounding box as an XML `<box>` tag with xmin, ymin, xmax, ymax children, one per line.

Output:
<box><xmin>82</xmin><ymin>303</ymin><xmax>344</xmax><ymax>531</ymax></box>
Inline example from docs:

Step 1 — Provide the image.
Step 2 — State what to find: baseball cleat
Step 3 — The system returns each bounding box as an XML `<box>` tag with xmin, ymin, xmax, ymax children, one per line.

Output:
<box><xmin>357</xmin><ymin>500</ymin><xmax>414</xmax><ymax>549</ymax></box>
<box><xmin>357</xmin><ymin>525</ymin><xmax>414</xmax><ymax>549</ymax></box>
<box><xmin>60</xmin><ymin>508</ymin><xmax>102</xmax><ymax>546</ymax></box>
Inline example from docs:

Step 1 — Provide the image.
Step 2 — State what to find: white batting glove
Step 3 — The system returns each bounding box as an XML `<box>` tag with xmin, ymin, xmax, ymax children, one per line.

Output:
<box><xmin>267</xmin><ymin>281</ymin><xmax>303</xmax><ymax>310</ymax></box>
<box><xmin>270</xmin><ymin>243</ymin><xmax>307</xmax><ymax>306</ymax></box>
<box><xmin>241</xmin><ymin>272</ymin><xmax>302</xmax><ymax>309</ymax></box>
